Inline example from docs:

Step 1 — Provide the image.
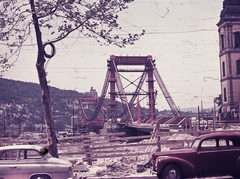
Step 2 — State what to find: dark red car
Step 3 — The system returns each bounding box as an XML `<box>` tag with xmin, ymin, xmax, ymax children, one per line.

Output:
<box><xmin>152</xmin><ymin>132</ymin><xmax>240</xmax><ymax>179</ymax></box>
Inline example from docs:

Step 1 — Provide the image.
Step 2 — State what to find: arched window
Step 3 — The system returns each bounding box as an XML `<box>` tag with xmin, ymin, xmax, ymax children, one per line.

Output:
<box><xmin>234</xmin><ymin>32</ymin><xmax>240</xmax><ymax>48</ymax></box>
<box><xmin>224</xmin><ymin>88</ymin><xmax>227</xmax><ymax>102</ymax></box>
<box><xmin>222</xmin><ymin>61</ymin><xmax>226</xmax><ymax>77</ymax></box>
<box><xmin>237</xmin><ymin>60</ymin><xmax>240</xmax><ymax>74</ymax></box>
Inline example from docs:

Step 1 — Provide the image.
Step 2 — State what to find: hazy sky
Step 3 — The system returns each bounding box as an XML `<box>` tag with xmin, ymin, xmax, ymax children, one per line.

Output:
<box><xmin>3</xmin><ymin>0</ymin><xmax>222</xmax><ymax>111</ymax></box>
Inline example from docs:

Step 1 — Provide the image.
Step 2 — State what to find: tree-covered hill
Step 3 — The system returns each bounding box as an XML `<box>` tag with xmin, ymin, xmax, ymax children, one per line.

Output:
<box><xmin>0</xmin><ymin>78</ymin><xmax>83</xmax><ymax>136</ymax></box>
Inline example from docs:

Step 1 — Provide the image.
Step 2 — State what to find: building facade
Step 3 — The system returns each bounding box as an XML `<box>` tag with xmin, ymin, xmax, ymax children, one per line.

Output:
<box><xmin>217</xmin><ymin>0</ymin><xmax>240</xmax><ymax>118</ymax></box>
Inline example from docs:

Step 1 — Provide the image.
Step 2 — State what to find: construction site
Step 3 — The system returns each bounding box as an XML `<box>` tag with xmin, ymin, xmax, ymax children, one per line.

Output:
<box><xmin>76</xmin><ymin>55</ymin><xmax>217</xmax><ymax>136</ymax></box>
<box><xmin>1</xmin><ymin>55</ymin><xmax>238</xmax><ymax>179</ymax></box>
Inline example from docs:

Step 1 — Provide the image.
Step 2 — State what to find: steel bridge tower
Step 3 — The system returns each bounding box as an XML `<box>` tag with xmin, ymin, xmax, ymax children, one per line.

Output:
<box><xmin>105</xmin><ymin>55</ymin><xmax>180</xmax><ymax>125</ymax></box>
<box><xmin>78</xmin><ymin>55</ymin><xmax>180</xmax><ymax>130</ymax></box>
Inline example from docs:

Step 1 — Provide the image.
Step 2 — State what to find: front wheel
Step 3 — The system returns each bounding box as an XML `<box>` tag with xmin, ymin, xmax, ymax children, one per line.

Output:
<box><xmin>160</xmin><ymin>164</ymin><xmax>182</xmax><ymax>179</ymax></box>
<box><xmin>31</xmin><ymin>175</ymin><xmax>50</xmax><ymax>179</ymax></box>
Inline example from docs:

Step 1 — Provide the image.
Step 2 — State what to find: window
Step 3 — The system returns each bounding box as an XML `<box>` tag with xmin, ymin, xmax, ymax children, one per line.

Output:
<box><xmin>235</xmin><ymin>32</ymin><xmax>240</xmax><ymax>48</ymax></box>
<box><xmin>219</xmin><ymin>139</ymin><xmax>227</xmax><ymax>147</ymax></box>
<box><xmin>191</xmin><ymin>138</ymin><xmax>200</xmax><ymax>149</ymax></box>
<box><xmin>237</xmin><ymin>60</ymin><xmax>240</xmax><ymax>74</ymax></box>
<box><xmin>229</xmin><ymin>137</ymin><xmax>240</xmax><ymax>146</ymax></box>
<box><xmin>0</xmin><ymin>150</ymin><xmax>17</xmax><ymax>160</ymax></box>
<box><xmin>19</xmin><ymin>149</ymin><xmax>42</xmax><ymax>160</ymax></box>
<box><xmin>201</xmin><ymin>139</ymin><xmax>216</xmax><ymax>148</ymax></box>
<box><xmin>224</xmin><ymin>88</ymin><xmax>227</xmax><ymax>102</ymax></box>
<box><xmin>221</xmin><ymin>35</ymin><xmax>225</xmax><ymax>50</ymax></box>
<box><xmin>222</xmin><ymin>61</ymin><xmax>226</xmax><ymax>77</ymax></box>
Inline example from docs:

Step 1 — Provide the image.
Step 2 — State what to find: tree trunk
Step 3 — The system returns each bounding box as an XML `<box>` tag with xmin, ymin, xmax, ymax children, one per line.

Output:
<box><xmin>30</xmin><ymin>0</ymin><xmax>58</xmax><ymax>158</ymax></box>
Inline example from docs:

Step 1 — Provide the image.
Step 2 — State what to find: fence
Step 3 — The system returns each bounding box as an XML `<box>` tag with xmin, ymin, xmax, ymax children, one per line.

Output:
<box><xmin>0</xmin><ymin>131</ymin><xmax>194</xmax><ymax>166</ymax></box>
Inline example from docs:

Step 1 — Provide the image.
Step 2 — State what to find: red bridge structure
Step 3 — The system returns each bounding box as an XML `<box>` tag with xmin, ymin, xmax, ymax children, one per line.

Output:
<box><xmin>79</xmin><ymin>55</ymin><xmax>190</xmax><ymax>134</ymax></box>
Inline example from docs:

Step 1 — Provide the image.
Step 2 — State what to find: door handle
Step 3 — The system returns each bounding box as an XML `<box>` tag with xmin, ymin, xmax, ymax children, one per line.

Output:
<box><xmin>9</xmin><ymin>166</ymin><xmax>17</xmax><ymax>168</ymax></box>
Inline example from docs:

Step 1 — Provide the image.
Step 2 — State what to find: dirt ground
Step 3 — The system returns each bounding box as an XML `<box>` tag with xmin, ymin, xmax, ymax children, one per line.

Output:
<box><xmin>66</xmin><ymin>125</ymin><xmax>240</xmax><ymax>179</ymax></box>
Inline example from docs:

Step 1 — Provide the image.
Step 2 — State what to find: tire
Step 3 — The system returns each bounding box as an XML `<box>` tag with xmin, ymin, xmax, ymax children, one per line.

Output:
<box><xmin>31</xmin><ymin>174</ymin><xmax>50</xmax><ymax>179</ymax></box>
<box><xmin>160</xmin><ymin>164</ymin><xmax>182</xmax><ymax>179</ymax></box>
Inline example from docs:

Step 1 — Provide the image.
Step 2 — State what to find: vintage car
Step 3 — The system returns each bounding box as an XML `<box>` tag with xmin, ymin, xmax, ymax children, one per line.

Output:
<box><xmin>152</xmin><ymin>132</ymin><xmax>240</xmax><ymax>179</ymax></box>
<box><xmin>0</xmin><ymin>144</ymin><xmax>75</xmax><ymax>179</ymax></box>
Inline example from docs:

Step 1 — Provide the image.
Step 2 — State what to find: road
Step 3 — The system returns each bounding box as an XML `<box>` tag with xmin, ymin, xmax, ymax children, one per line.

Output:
<box><xmin>85</xmin><ymin>175</ymin><xmax>233</xmax><ymax>179</ymax></box>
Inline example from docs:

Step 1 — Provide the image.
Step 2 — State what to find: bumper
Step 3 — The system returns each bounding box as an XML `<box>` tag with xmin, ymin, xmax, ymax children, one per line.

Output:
<box><xmin>67</xmin><ymin>175</ymin><xmax>76</xmax><ymax>179</ymax></box>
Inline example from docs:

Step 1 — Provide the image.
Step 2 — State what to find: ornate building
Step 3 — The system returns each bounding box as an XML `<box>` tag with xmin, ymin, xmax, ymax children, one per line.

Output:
<box><xmin>217</xmin><ymin>0</ymin><xmax>240</xmax><ymax>118</ymax></box>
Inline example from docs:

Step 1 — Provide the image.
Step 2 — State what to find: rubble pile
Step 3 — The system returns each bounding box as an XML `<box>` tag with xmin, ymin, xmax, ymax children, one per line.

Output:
<box><xmin>70</xmin><ymin>133</ymin><xmax>196</xmax><ymax>178</ymax></box>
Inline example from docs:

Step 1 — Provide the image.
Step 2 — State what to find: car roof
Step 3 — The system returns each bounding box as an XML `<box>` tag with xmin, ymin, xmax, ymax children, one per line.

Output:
<box><xmin>0</xmin><ymin>145</ymin><xmax>43</xmax><ymax>151</ymax></box>
<box><xmin>198</xmin><ymin>132</ymin><xmax>240</xmax><ymax>140</ymax></box>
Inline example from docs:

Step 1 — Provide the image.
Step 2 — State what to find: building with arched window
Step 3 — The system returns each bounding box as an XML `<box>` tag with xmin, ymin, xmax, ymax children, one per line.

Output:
<box><xmin>217</xmin><ymin>0</ymin><xmax>240</xmax><ymax>118</ymax></box>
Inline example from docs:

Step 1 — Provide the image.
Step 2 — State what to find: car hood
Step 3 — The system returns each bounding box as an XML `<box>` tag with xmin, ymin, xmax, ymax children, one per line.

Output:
<box><xmin>152</xmin><ymin>148</ymin><xmax>195</xmax><ymax>160</ymax></box>
<box><xmin>47</xmin><ymin>157</ymin><xmax>72</xmax><ymax>166</ymax></box>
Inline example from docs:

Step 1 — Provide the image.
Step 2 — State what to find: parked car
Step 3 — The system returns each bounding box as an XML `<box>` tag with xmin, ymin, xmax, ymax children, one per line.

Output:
<box><xmin>0</xmin><ymin>144</ymin><xmax>75</xmax><ymax>179</ymax></box>
<box><xmin>152</xmin><ymin>132</ymin><xmax>240</xmax><ymax>179</ymax></box>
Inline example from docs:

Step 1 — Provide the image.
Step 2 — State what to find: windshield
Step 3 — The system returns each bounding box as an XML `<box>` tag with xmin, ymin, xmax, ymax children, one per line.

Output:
<box><xmin>191</xmin><ymin>138</ymin><xmax>200</xmax><ymax>149</ymax></box>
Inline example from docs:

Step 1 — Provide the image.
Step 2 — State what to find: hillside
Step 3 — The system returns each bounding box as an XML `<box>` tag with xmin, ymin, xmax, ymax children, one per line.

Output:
<box><xmin>0</xmin><ymin>78</ymin><xmax>131</xmax><ymax>136</ymax></box>
<box><xmin>0</xmin><ymin>78</ymin><xmax>83</xmax><ymax>136</ymax></box>
<box><xmin>0</xmin><ymin>78</ymin><xmax>198</xmax><ymax>137</ymax></box>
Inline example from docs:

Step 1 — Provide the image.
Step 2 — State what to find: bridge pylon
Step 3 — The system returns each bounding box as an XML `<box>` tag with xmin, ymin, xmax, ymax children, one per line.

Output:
<box><xmin>79</xmin><ymin>55</ymin><xmax>180</xmax><ymax>132</ymax></box>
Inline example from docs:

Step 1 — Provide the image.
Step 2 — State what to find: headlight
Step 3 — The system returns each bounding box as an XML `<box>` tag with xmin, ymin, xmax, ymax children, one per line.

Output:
<box><xmin>152</xmin><ymin>159</ymin><xmax>157</xmax><ymax>171</ymax></box>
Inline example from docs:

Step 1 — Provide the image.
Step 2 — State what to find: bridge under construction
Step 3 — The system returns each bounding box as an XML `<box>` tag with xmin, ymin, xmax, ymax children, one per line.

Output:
<box><xmin>78</xmin><ymin>55</ymin><xmax>191</xmax><ymax>134</ymax></box>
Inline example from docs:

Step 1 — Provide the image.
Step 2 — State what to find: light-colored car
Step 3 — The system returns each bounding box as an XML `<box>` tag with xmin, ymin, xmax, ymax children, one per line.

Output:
<box><xmin>0</xmin><ymin>144</ymin><xmax>75</xmax><ymax>179</ymax></box>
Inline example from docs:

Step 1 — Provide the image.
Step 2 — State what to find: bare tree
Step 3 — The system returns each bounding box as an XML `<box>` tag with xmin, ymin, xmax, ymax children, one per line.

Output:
<box><xmin>0</xmin><ymin>0</ymin><xmax>144</xmax><ymax>157</ymax></box>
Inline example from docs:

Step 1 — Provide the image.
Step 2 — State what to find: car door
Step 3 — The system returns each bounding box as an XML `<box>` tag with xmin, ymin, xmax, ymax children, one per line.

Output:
<box><xmin>222</xmin><ymin>137</ymin><xmax>240</xmax><ymax>176</ymax></box>
<box><xmin>17</xmin><ymin>149</ymin><xmax>49</xmax><ymax>178</ymax></box>
<box><xmin>0</xmin><ymin>149</ymin><xmax>18</xmax><ymax>179</ymax></box>
<box><xmin>196</xmin><ymin>138</ymin><xmax>228</xmax><ymax>176</ymax></box>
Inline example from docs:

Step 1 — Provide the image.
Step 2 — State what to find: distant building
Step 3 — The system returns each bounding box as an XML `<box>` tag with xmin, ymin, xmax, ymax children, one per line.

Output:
<box><xmin>217</xmin><ymin>0</ymin><xmax>240</xmax><ymax>118</ymax></box>
<box><xmin>83</xmin><ymin>87</ymin><xmax>98</xmax><ymax>98</ymax></box>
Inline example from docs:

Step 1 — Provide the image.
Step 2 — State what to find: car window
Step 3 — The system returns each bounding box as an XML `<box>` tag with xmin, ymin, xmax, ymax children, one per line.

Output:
<box><xmin>201</xmin><ymin>139</ymin><xmax>216</xmax><ymax>148</ymax></box>
<box><xmin>219</xmin><ymin>139</ymin><xmax>227</xmax><ymax>147</ymax></box>
<box><xmin>191</xmin><ymin>138</ymin><xmax>200</xmax><ymax>149</ymax></box>
<box><xmin>0</xmin><ymin>150</ymin><xmax>17</xmax><ymax>160</ymax></box>
<box><xmin>19</xmin><ymin>149</ymin><xmax>42</xmax><ymax>159</ymax></box>
<box><xmin>229</xmin><ymin>137</ymin><xmax>240</xmax><ymax>147</ymax></box>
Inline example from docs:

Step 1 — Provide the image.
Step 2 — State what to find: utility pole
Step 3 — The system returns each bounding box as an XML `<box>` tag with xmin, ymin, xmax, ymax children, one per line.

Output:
<box><xmin>73</xmin><ymin>101</ymin><xmax>75</xmax><ymax>136</ymax></box>
<box><xmin>213</xmin><ymin>98</ymin><xmax>217</xmax><ymax>132</ymax></box>
<box><xmin>198</xmin><ymin>106</ymin><xmax>200</xmax><ymax>130</ymax></box>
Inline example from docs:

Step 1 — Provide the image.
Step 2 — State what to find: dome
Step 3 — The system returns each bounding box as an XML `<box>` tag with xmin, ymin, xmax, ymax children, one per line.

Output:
<box><xmin>217</xmin><ymin>0</ymin><xmax>240</xmax><ymax>26</ymax></box>
<box><xmin>223</xmin><ymin>0</ymin><xmax>240</xmax><ymax>8</ymax></box>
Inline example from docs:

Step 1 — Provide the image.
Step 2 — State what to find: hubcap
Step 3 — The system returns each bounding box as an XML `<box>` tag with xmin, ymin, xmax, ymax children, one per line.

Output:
<box><xmin>36</xmin><ymin>177</ymin><xmax>47</xmax><ymax>179</ymax></box>
<box><xmin>167</xmin><ymin>169</ymin><xmax>177</xmax><ymax>179</ymax></box>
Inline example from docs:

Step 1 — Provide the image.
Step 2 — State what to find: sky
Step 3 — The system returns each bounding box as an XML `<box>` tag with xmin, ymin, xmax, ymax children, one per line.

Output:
<box><xmin>2</xmin><ymin>0</ymin><xmax>223</xmax><ymax>111</ymax></box>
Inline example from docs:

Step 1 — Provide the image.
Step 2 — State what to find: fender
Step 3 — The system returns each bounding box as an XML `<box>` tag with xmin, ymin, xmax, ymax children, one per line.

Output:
<box><xmin>156</xmin><ymin>156</ymin><xmax>196</xmax><ymax>177</ymax></box>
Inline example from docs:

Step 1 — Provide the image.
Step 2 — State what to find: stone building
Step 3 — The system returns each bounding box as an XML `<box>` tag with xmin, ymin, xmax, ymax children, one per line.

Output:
<box><xmin>217</xmin><ymin>0</ymin><xmax>240</xmax><ymax>118</ymax></box>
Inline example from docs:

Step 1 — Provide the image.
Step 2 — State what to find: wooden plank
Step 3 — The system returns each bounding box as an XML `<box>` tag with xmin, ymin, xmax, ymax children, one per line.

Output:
<box><xmin>58</xmin><ymin>149</ymin><xmax>131</xmax><ymax>156</ymax></box>
<box><xmin>59</xmin><ymin>151</ymin><xmax>85</xmax><ymax>155</ymax></box>
<box><xmin>57</xmin><ymin>139</ymin><xmax>192</xmax><ymax>150</ymax></box>
<box><xmin>82</xmin><ymin>152</ymin><xmax>151</xmax><ymax>160</ymax></box>
<box><xmin>58</xmin><ymin>141</ymin><xmax>121</xmax><ymax>148</ymax></box>
<box><xmin>57</xmin><ymin>132</ymin><xmax>125</xmax><ymax>141</ymax></box>
<box><xmin>91</xmin><ymin>140</ymin><xmax>192</xmax><ymax>150</ymax></box>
